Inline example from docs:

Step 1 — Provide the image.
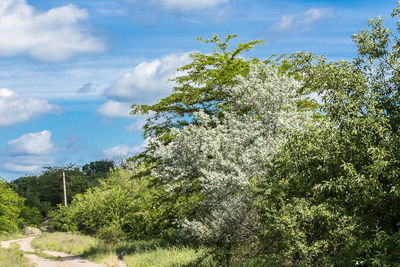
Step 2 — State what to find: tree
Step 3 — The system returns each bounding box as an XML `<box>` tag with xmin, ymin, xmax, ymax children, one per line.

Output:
<box><xmin>131</xmin><ymin>34</ymin><xmax>263</xmax><ymax>143</ymax></box>
<box><xmin>152</xmin><ymin>64</ymin><xmax>309</xmax><ymax>264</ymax></box>
<box><xmin>254</xmin><ymin>4</ymin><xmax>400</xmax><ymax>264</ymax></box>
<box><xmin>0</xmin><ymin>178</ymin><xmax>34</xmax><ymax>234</ymax></box>
<box><xmin>12</xmin><ymin>161</ymin><xmax>114</xmax><ymax>217</ymax></box>
<box><xmin>82</xmin><ymin>160</ymin><xmax>114</xmax><ymax>176</ymax></box>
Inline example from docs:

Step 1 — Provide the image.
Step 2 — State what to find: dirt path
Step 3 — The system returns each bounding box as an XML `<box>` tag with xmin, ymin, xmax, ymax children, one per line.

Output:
<box><xmin>1</xmin><ymin>237</ymin><xmax>106</xmax><ymax>267</ymax></box>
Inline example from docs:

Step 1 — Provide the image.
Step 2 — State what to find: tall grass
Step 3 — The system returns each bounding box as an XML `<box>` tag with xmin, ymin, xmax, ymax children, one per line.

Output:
<box><xmin>123</xmin><ymin>247</ymin><xmax>207</xmax><ymax>267</ymax></box>
<box><xmin>31</xmin><ymin>232</ymin><xmax>215</xmax><ymax>266</ymax></box>
<box><xmin>32</xmin><ymin>232</ymin><xmax>120</xmax><ymax>265</ymax></box>
<box><xmin>32</xmin><ymin>232</ymin><xmax>99</xmax><ymax>255</ymax></box>
<box><xmin>0</xmin><ymin>243</ymin><xmax>32</xmax><ymax>267</ymax></box>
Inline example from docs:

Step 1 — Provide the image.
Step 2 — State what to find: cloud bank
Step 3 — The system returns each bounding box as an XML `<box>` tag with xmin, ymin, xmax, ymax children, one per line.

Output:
<box><xmin>0</xmin><ymin>88</ymin><xmax>61</xmax><ymax>127</ymax></box>
<box><xmin>0</xmin><ymin>0</ymin><xmax>105</xmax><ymax>62</ymax></box>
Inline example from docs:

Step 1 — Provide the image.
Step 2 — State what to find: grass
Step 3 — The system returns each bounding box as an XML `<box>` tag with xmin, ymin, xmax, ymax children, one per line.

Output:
<box><xmin>32</xmin><ymin>232</ymin><xmax>99</xmax><ymax>255</ymax></box>
<box><xmin>0</xmin><ymin>242</ymin><xmax>33</xmax><ymax>267</ymax></box>
<box><xmin>123</xmin><ymin>247</ymin><xmax>208</xmax><ymax>267</ymax></box>
<box><xmin>31</xmin><ymin>232</ymin><xmax>214</xmax><ymax>267</ymax></box>
<box><xmin>0</xmin><ymin>233</ymin><xmax>25</xmax><ymax>241</ymax></box>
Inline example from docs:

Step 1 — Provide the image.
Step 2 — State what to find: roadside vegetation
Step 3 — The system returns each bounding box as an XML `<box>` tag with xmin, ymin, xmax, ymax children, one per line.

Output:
<box><xmin>2</xmin><ymin>3</ymin><xmax>400</xmax><ymax>266</ymax></box>
<box><xmin>32</xmin><ymin>232</ymin><xmax>213</xmax><ymax>266</ymax></box>
<box><xmin>0</xmin><ymin>243</ymin><xmax>32</xmax><ymax>267</ymax></box>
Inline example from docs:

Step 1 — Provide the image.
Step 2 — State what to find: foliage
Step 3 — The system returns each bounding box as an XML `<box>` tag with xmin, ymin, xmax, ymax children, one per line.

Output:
<box><xmin>0</xmin><ymin>178</ymin><xmax>37</xmax><ymax>233</ymax></box>
<box><xmin>131</xmin><ymin>34</ymin><xmax>263</xmax><ymax>144</ymax></box>
<box><xmin>43</xmin><ymin>5</ymin><xmax>400</xmax><ymax>264</ymax></box>
<box><xmin>50</xmin><ymin>163</ymin><xmax>195</xmax><ymax>241</ymax></box>
<box><xmin>153</xmin><ymin>63</ymin><xmax>309</xmax><ymax>263</ymax></box>
<box><xmin>254</xmin><ymin>7</ymin><xmax>400</xmax><ymax>264</ymax></box>
<box><xmin>11</xmin><ymin>160</ymin><xmax>114</xmax><ymax>217</ymax></box>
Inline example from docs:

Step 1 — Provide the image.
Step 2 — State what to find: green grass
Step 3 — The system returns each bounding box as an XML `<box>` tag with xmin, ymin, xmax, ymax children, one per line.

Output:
<box><xmin>123</xmin><ymin>247</ymin><xmax>208</xmax><ymax>267</ymax></box>
<box><xmin>0</xmin><ymin>233</ymin><xmax>25</xmax><ymax>241</ymax></box>
<box><xmin>31</xmin><ymin>232</ymin><xmax>214</xmax><ymax>267</ymax></box>
<box><xmin>32</xmin><ymin>232</ymin><xmax>99</xmax><ymax>255</ymax></box>
<box><xmin>0</xmin><ymin>243</ymin><xmax>32</xmax><ymax>267</ymax></box>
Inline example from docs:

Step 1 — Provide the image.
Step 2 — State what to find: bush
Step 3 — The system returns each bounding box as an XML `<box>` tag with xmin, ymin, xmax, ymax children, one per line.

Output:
<box><xmin>49</xmin><ymin>163</ymin><xmax>194</xmax><ymax>241</ymax></box>
<box><xmin>0</xmin><ymin>178</ymin><xmax>37</xmax><ymax>233</ymax></box>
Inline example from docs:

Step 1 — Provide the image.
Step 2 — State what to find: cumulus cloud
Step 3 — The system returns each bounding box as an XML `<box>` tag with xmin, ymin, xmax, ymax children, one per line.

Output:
<box><xmin>102</xmin><ymin>141</ymin><xmax>147</xmax><ymax>159</ymax></box>
<box><xmin>3</xmin><ymin>130</ymin><xmax>55</xmax><ymax>173</ymax></box>
<box><xmin>98</xmin><ymin>53</ymin><xmax>190</xmax><ymax>118</ymax></box>
<box><xmin>7</xmin><ymin>130</ymin><xmax>54</xmax><ymax>155</ymax></box>
<box><xmin>0</xmin><ymin>88</ymin><xmax>62</xmax><ymax>127</ymax></box>
<box><xmin>0</xmin><ymin>0</ymin><xmax>105</xmax><ymax>62</ymax></box>
<box><xmin>97</xmin><ymin>100</ymin><xmax>132</xmax><ymax>118</ymax></box>
<box><xmin>124</xmin><ymin>0</ymin><xmax>229</xmax><ymax>11</ymax></box>
<box><xmin>104</xmin><ymin>53</ymin><xmax>190</xmax><ymax>104</ymax></box>
<box><xmin>269</xmin><ymin>8</ymin><xmax>335</xmax><ymax>33</ymax></box>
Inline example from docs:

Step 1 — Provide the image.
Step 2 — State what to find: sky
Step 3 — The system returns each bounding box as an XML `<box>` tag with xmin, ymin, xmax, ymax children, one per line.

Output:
<box><xmin>0</xmin><ymin>0</ymin><xmax>397</xmax><ymax>180</ymax></box>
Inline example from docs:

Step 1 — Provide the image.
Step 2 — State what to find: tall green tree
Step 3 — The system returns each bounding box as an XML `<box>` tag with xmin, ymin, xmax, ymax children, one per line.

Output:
<box><xmin>153</xmin><ymin>64</ymin><xmax>309</xmax><ymax>264</ymax></box>
<box><xmin>0</xmin><ymin>178</ymin><xmax>39</xmax><ymax>233</ymax></box>
<box><xmin>131</xmin><ymin>34</ymin><xmax>263</xmax><ymax>141</ymax></box>
<box><xmin>254</xmin><ymin>4</ymin><xmax>400</xmax><ymax>265</ymax></box>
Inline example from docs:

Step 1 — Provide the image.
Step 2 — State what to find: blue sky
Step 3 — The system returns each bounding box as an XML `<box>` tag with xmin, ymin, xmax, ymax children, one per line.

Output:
<box><xmin>0</xmin><ymin>0</ymin><xmax>397</xmax><ymax>180</ymax></box>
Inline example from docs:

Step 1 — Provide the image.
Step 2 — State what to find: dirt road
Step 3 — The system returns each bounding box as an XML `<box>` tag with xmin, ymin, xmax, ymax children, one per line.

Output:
<box><xmin>1</xmin><ymin>237</ymin><xmax>106</xmax><ymax>267</ymax></box>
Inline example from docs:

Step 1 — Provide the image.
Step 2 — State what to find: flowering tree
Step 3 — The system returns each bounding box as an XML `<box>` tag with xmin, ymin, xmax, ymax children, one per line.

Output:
<box><xmin>152</xmin><ymin>64</ymin><xmax>309</xmax><ymax>263</ymax></box>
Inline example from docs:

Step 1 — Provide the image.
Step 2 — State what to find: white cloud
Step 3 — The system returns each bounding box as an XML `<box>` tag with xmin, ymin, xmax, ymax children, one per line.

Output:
<box><xmin>3</xmin><ymin>155</ymin><xmax>54</xmax><ymax>173</ymax></box>
<box><xmin>0</xmin><ymin>88</ymin><xmax>61</xmax><ymax>126</ymax></box>
<box><xmin>7</xmin><ymin>130</ymin><xmax>54</xmax><ymax>155</ymax></box>
<box><xmin>3</xmin><ymin>130</ymin><xmax>55</xmax><ymax>173</ymax></box>
<box><xmin>102</xmin><ymin>141</ymin><xmax>147</xmax><ymax>159</ymax></box>
<box><xmin>97</xmin><ymin>100</ymin><xmax>132</xmax><ymax>118</ymax></box>
<box><xmin>124</xmin><ymin>0</ymin><xmax>228</xmax><ymax>11</ymax></box>
<box><xmin>104</xmin><ymin>52</ymin><xmax>190</xmax><ymax>104</ymax></box>
<box><xmin>0</xmin><ymin>0</ymin><xmax>105</xmax><ymax>62</ymax></box>
<box><xmin>269</xmin><ymin>8</ymin><xmax>335</xmax><ymax>33</ymax></box>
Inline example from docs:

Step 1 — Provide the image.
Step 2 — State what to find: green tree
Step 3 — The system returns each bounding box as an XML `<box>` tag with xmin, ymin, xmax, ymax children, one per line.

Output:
<box><xmin>12</xmin><ymin>161</ymin><xmax>114</xmax><ymax>217</ymax></box>
<box><xmin>0</xmin><ymin>178</ymin><xmax>34</xmax><ymax>233</ymax></box>
<box><xmin>131</xmin><ymin>34</ymin><xmax>263</xmax><ymax>142</ymax></box>
<box><xmin>254</xmin><ymin>5</ymin><xmax>400</xmax><ymax>264</ymax></box>
<box><xmin>153</xmin><ymin>64</ymin><xmax>309</xmax><ymax>264</ymax></box>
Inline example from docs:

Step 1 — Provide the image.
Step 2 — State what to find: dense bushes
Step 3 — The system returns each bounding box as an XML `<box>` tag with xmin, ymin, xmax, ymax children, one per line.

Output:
<box><xmin>50</xmin><ymin>164</ymin><xmax>201</xmax><ymax>242</ymax></box>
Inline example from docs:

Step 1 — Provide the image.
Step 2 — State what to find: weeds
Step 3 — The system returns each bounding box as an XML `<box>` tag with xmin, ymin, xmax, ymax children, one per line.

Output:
<box><xmin>0</xmin><ymin>242</ymin><xmax>32</xmax><ymax>267</ymax></box>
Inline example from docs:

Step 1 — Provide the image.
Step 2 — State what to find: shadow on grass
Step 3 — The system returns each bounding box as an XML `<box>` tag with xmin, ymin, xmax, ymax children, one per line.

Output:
<box><xmin>80</xmin><ymin>238</ymin><xmax>170</xmax><ymax>260</ymax></box>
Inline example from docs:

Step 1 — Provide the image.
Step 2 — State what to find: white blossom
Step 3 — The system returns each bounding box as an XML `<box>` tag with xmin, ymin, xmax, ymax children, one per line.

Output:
<box><xmin>153</xmin><ymin>64</ymin><xmax>309</xmax><ymax>243</ymax></box>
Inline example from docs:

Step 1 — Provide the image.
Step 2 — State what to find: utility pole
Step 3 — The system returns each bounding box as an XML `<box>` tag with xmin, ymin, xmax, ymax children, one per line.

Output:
<box><xmin>62</xmin><ymin>170</ymin><xmax>67</xmax><ymax>207</ymax></box>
